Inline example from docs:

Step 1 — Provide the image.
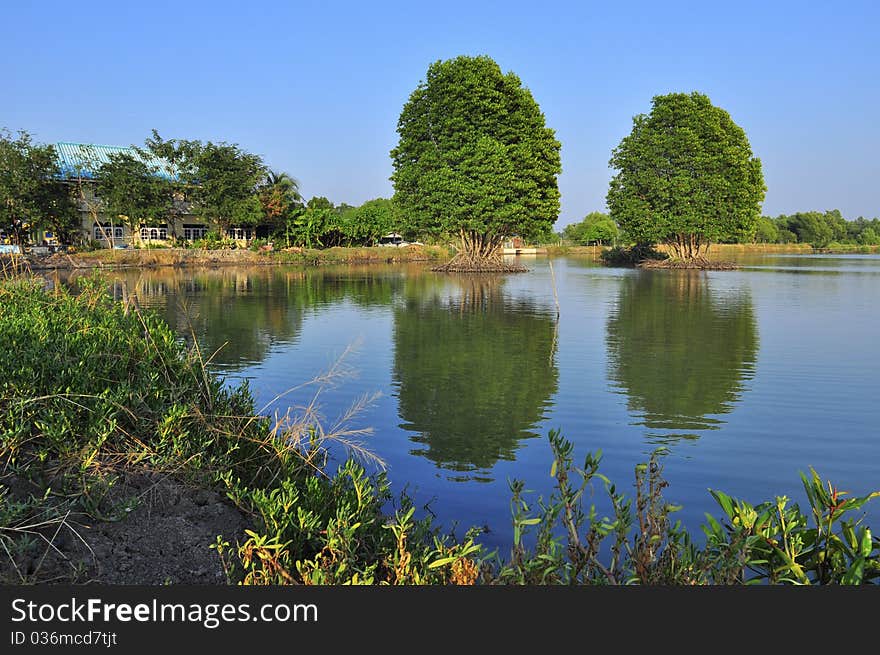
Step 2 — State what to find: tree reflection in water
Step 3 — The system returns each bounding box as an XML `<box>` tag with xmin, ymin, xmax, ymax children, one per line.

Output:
<box><xmin>393</xmin><ymin>274</ymin><xmax>558</xmax><ymax>480</ymax></box>
<box><xmin>606</xmin><ymin>270</ymin><xmax>758</xmax><ymax>442</ymax></box>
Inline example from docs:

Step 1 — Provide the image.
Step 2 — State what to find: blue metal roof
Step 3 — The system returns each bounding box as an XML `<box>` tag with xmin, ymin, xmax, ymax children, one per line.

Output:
<box><xmin>54</xmin><ymin>142</ymin><xmax>178</xmax><ymax>181</ymax></box>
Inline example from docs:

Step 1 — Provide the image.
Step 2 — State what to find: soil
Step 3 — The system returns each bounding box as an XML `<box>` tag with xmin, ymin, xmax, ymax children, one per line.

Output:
<box><xmin>1</xmin><ymin>471</ymin><xmax>252</xmax><ymax>585</ymax></box>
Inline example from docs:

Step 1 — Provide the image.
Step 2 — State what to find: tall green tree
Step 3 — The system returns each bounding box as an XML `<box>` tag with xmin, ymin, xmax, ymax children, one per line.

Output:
<box><xmin>190</xmin><ymin>142</ymin><xmax>265</xmax><ymax>230</ymax></box>
<box><xmin>390</xmin><ymin>55</ymin><xmax>561</xmax><ymax>269</ymax></box>
<box><xmin>258</xmin><ymin>170</ymin><xmax>302</xmax><ymax>234</ymax></box>
<box><xmin>348</xmin><ymin>198</ymin><xmax>399</xmax><ymax>246</ymax></box>
<box><xmin>563</xmin><ymin>211</ymin><xmax>619</xmax><ymax>245</ymax></box>
<box><xmin>145</xmin><ymin>132</ymin><xmax>266</xmax><ymax>233</ymax></box>
<box><xmin>95</xmin><ymin>152</ymin><xmax>173</xmax><ymax>237</ymax></box>
<box><xmin>607</xmin><ymin>92</ymin><xmax>765</xmax><ymax>259</ymax></box>
<box><xmin>140</xmin><ymin>130</ymin><xmax>202</xmax><ymax>232</ymax></box>
<box><xmin>0</xmin><ymin>129</ymin><xmax>76</xmax><ymax>245</ymax></box>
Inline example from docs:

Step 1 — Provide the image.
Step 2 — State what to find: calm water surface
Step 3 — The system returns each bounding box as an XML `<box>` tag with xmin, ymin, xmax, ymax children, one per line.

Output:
<box><xmin>61</xmin><ymin>254</ymin><xmax>880</xmax><ymax>549</ymax></box>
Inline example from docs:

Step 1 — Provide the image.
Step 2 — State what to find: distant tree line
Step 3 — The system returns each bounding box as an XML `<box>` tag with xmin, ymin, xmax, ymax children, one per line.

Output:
<box><xmin>751</xmin><ymin>210</ymin><xmax>880</xmax><ymax>247</ymax></box>
<box><xmin>559</xmin><ymin>208</ymin><xmax>880</xmax><ymax>249</ymax></box>
<box><xmin>558</xmin><ymin>209</ymin><xmax>880</xmax><ymax>248</ymax></box>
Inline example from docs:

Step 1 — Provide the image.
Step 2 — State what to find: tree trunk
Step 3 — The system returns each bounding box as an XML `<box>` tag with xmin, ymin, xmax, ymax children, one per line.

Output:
<box><xmin>432</xmin><ymin>230</ymin><xmax>527</xmax><ymax>273</ymax></box>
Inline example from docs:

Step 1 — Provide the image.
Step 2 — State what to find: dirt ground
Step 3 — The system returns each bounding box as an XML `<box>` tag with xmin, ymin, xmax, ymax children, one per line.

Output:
<box><xmin>1</xmin><ymin>471</ymin><xmax>252</xmax><ymax>585</ymax></box>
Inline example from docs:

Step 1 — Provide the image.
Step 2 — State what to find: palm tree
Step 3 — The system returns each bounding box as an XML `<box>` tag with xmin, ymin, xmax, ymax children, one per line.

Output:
<box><xmin>263</xmin><ymin>170</ymin><xmax>302</xmax><ymax>207</ymax></box>
<box><xmin>258</xmin><ymin>170</ymin><xmax>303</xmax><ymax>246</ymax></box>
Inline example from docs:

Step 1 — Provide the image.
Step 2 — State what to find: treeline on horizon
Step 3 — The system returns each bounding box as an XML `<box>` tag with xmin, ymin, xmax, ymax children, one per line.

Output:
<box><xmin>561</xmin><ymin>208</ymin><xmax>880</xmax><ymax>248</ymax></box>
<box><xmin>2</xmin><ymin>127</ymin><xmax>878</xmax><ymax>251</ymax></box>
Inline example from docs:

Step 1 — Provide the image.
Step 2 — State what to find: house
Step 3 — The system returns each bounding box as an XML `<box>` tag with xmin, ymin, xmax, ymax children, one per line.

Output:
<box><xmin>54</xmin><ymin>142</ymin><xmax>209</xmax><ymax>247</ymax></box>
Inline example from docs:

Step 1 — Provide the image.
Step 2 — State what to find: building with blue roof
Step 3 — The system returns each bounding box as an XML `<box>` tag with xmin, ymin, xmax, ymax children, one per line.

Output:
<box><xmin>54</xmin><ymin>142</ymin><xmax>179</xmax><ymax>181</ymax></box>
<box><xmin>55</xmin><ymin>142</ymin><xmax>207</xmax><ymax>247</ymax></box>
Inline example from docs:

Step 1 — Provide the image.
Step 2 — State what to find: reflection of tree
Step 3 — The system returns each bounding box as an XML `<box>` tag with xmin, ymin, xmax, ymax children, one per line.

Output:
<box><xmin>64</xmin><ymin>265</ymin><xmax>405</xmax><ymax>370</ymax></box>
<box><xmin>607</xmin><ymin>271</ymin><xmax>758</xmax><ymax>436</ymax></box>
<box><xmin>393</xmin><ymin>275</ymin><xmax>558</xmax><ymax>479</ymax></box>
<box><xmin>130</xmin><ymin>268</ymin><xmax>303</xmax><ymax>369</ymax></box>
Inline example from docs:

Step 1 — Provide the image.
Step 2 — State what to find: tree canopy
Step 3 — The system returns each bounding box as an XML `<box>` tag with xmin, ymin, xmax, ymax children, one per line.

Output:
<box><xmin>95</xmin><ymin>152</ymin><xmax>173</xmax><ymax>232</ymax></box>
<box><xmin>188</xmin><ymin>142</ymin><xmax>265</xmax><ymax>228</ymax></box>
<box><xmin>143</xmin><ymin>132</ymin><xmax>266</xmax><ymax>229</ymax></box>
<box><xmin>607</xmin><ymin>92</ymin><xmax>765</xmax><ymax>259</ymax></box>
<box><xmin>0</xmin><ymin>129</ymin><xmax>76</xmax><ymax>245</ymax></box>
<box><xmin>390</xmin><ymin>55</ymin><xmax>561</xmax><ymax>269</ymax></box>
<box><xmin>562</xmin><ymin>211</ymin><xmax>619</xmax><ymax>245</ymax></box>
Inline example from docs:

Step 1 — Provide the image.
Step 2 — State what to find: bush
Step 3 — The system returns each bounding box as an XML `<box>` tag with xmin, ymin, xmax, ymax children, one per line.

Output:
<box><xmin>192</xmin><ymin>231</ymin><xmax>238</xmax><ymax>250</ymax></box>
<box><xmin>600</xmin><ymin>244</ymin><xmax>668</xmax><ymax>266</ymax></box>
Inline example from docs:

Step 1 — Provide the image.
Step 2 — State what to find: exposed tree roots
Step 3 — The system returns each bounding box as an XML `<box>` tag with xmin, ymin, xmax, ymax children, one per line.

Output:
<box><xmin>432</xmin><ymin>231</ymin><xmax>528</xmax><ymax>272</ymax></box>
<box><xmin>432</xmin><ymin>251</ymin><xmax>528</xmax><ymax>273</ymax></box>
<box><xmin>638</xmin><ymin>256</ymin><xmax>739</xmax><ymax>270</ymax></box>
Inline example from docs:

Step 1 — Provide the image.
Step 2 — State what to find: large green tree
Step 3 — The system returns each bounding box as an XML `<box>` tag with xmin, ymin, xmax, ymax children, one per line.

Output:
<box><xmin>143</xmin><ymin>132</ymin><xmax>265</xmax><ymax>232</ymax></box>
<box><xmin>190</xmin><ymin>142</ymin><xmax>265</xmax><ymax>230</ymax></box>
<box><xmin>390</xmin><ymin>55</ymin><xmax>561</xmax><ymax>270</ymax></box>
<box><xmin>346</xmin><ymin>198</ymin><xmax>400</xmax><ymax>246</ymax></box>
<box><xmin>0</xmin><ymin>130</ymin><xmax>76</xmax><ymax>245</ymax></box>
<box><xmin>607</xmin><ymin>92</ymin><xmax>765</xmax><ymax>260</ymax></box>
<box><xmin>95</xmin><ymin>152</ymin><xmax>173</xmax><ymax>237</ymax></box>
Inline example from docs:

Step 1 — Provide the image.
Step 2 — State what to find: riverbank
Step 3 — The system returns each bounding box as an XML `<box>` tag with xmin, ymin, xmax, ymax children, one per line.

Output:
<box><xmin>10</xmin><ymin>242</ymin><xmax>865</xmax><ymax>274</ymax></box>
<box><xmin>543</xmin><ymin>243</ymin><xmax>817</xmax><ymax>258</ymax></box>
<box><xmin>14</xmin><ymin>244</ymin><xmax>450</xmax><ymax>271</ymax></box>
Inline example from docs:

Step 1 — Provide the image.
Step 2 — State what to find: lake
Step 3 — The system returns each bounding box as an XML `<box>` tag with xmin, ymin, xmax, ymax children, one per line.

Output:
<box><xmin>55</xmin><ymin>253</ymin><xmax>880</xmax><ymax>551</ymax></box>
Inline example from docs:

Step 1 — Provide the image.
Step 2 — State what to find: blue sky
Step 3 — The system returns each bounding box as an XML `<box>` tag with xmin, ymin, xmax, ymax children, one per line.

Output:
<box><xmin>4</xmin><ymin>1</ymin><xmax>878</xmax><ymax>226</ymax></box>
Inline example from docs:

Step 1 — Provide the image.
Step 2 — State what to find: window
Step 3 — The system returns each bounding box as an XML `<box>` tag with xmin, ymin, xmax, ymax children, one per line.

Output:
<box><xmin>183</xmin><ymin>225</ymin><xmax>208</xmax><ymax>241</ymax></box>
<box><xmin>140</xmin><ymin>225</ymin><xmax>168</xmax><ymax>240</ymax></box>
<box><xmin>229</xmin><ymin>227</ymin><xmax>252</xmax><ymax>241</ymax></box>
<box><xmin>94</xmin><ymin>224</ymin><xmax>124</xmax><ymax>240</ymax></box>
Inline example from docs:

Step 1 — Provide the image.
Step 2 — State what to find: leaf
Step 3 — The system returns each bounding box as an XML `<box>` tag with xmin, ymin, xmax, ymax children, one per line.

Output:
<box><xmin>710</xmin><ymin>489</ymin><xmax>736</xmax><ymax>519</ymax></box>
<box><xmin>703</xmin><ymin>514</ymin><xmax>723</xmax><ymax>537</ymax></box>
<box><xmin>842</xmin><ymin>557</ymin><xmax>865</xmax><ymax>586</ymax></box>
<box><xmin>550</xmin><ymin>459</ymin><xmax>557</xmax><ymax>478</ymax></box>
<box><xmin>859</xmin><ymin>528</ymin><xmax>873</xmax><ymax>558</ymax></box>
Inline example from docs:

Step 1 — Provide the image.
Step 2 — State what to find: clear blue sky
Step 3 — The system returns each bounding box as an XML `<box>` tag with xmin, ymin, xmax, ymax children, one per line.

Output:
<box><xmin>4</xmin><ymin>0</ymin><xmax>878</xmax><ymax>226</ymax></box>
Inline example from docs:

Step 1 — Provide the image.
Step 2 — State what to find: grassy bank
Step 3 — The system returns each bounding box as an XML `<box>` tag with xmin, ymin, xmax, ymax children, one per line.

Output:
<box><xmin>1</xmin><ymin>278</ymin><xmax>878</xmax><ymax>584</ymax></box>
<box><xmin>23</xmin><ymin>244</ymin><xmax>450</xmax><ymax>271</ymax></box>
<box><xmin>543</xmin><ymin>243</ymin><xmax>816</xmax><ymax>260</ymax></box>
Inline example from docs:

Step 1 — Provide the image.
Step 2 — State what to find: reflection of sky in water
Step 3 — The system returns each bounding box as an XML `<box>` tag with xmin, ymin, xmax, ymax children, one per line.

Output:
<box><xmin>58</xmin><ymin>255</ymin><xmax>880</xmax><ymax>552</ymax></box>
